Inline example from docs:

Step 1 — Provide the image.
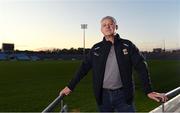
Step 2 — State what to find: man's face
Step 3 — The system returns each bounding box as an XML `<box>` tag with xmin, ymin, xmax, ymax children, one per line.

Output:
<box><xmin>101</xmin><ymin>19</ymin><xmax>116</xmax><ymax>37</ymax></box>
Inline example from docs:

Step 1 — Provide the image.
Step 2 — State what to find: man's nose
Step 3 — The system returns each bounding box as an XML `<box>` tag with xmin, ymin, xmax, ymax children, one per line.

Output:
<box><xmin>105</xmin><ymin>25</ymin><xmax>110</xmax><ymax>28</ymax></box>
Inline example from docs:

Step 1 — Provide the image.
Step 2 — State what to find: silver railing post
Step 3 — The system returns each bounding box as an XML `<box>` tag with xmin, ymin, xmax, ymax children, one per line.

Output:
<box><xmin>42</xmin><ymin>95</ymin><xmax>65</xmax><ymax>113</ymax></box>
<box><xmin>162</xmin><ymin>102</ymin><xmax>164</xmax><ymax>112</ymax></box>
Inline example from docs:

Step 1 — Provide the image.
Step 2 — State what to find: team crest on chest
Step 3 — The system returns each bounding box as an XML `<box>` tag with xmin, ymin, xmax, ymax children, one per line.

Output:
<box><xmin>123</xmin><ymin>48</ymin><xmax>128</xmax><ymax>55</ymax></box>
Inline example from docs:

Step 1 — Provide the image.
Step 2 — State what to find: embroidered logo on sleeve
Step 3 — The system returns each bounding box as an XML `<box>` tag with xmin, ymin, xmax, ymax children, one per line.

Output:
<box><xmin>123</xmin><ymin>43</ymin><xmax>129</xmax><ymax>47</ymax></box>
<box><xmin>94</xmin><ymin>46</ymin><xmax>100</xmax><ymax>50</ymax></box>
<box><xmin>93</xmin><ymin>52</ymin><xmax>99</xmax><ymax>56</ymax></box>
<box><xmin>123</xmin><ymin>49</ymin><xmax>128</xmax><ymax>55</ymax></box>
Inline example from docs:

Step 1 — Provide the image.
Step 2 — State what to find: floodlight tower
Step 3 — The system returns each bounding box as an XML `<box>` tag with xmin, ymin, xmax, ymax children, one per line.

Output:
<box><xmin>81</xmin><ymin>24</ymin><xmax>87</xmax><ymax>58</ymax></box>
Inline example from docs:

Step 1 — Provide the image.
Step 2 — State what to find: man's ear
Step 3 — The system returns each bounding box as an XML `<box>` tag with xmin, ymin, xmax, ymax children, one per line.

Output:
<box><xmin>116</xmin><ymin>25</ymin><xmax>118</xmax><ymax>30</ymax></box>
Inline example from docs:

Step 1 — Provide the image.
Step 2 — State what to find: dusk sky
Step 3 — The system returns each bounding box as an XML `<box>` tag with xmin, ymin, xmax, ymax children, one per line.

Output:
<box><xmin>0</xmin><ymin>0</ymin><xmax>179</xmax><ymax>51</ymax></box>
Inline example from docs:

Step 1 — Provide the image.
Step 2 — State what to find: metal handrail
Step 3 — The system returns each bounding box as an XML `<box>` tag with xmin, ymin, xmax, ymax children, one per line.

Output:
<box><xmin>42</xmin><ymin>95</ymin><xmax>64</xmax><ymax>113</ymax></box>
<box><xmin>150</xmin><ymin>86</ymin><xmax>180</xmax><ymax>112</ymax></box>
<box><xmin>43</xmin><ymin>87</ymin><xmax>180</xmax><ymax>112</ymax></box>
<box><xmin>165</xmin><ymin>87</ymin><xmax>180</xmax><ymax>99</ymax></box>
<box><xmin>162</xmin><ymin>87</ymin><xmax>180</xmax><ymax>112</ymax></box>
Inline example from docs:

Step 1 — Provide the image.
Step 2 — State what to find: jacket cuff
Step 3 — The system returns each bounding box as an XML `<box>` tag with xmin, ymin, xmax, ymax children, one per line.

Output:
<box><xmin>145</xmin><ymin>87</ymin><xmax>153</xmax><ymax>95</ymax></box>
<box><xmin>67</xmin><ymin>84</ymin><xmax>75</xmax><ymax>91</ymax></box>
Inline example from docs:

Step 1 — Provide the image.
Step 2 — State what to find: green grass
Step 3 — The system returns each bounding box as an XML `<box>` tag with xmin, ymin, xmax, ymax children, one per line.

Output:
<box><xmin>0</xmin><ymin>60</ymin><xmax>179</xmax><ymax>112</ymax></box>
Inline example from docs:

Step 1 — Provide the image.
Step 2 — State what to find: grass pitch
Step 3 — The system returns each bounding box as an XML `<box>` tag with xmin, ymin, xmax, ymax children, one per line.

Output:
<box><xmin>0</xmin><ymin>60</ymin><xmax>179</xmax><ymax>112</ymax></box>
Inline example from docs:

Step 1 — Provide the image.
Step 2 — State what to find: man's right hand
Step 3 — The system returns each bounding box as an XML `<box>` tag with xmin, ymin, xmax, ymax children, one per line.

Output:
<box><xmin>59</xmin><ymin>86</ymin><xmax>72</xmax><ymax>96</ymax></box>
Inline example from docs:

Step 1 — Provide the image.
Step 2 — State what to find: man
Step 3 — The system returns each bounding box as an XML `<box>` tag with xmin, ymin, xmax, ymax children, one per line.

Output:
<box><xmin>60</xmin><ymin>16</ymin><xmax>167</xmax><ymax>112</ymax></box>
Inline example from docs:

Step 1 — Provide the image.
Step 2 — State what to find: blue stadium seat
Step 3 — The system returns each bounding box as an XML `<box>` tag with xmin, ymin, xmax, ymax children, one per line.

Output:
<box><xmin>15</xmin><ymin>53</ymin><xmax>30</xmax><ymax>60</ymax></box>
<box><xmin>30</xmin><ymin>55</ymin><xmax>40</xmax><ymax>61</ymax></box>
<box><xmin>0</xmin><ymin>53</ymin><xmax>7</xmax><ymax>60</ymax></box>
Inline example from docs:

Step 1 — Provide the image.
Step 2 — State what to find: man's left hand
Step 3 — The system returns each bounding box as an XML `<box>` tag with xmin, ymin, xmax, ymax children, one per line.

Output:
<box><xmin>147</xmin><ymin>92</ymin><xmax>168</xmax><ymax>102</ymax></box>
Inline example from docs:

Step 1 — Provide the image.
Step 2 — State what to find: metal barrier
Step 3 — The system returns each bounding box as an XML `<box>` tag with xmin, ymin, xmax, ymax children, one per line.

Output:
<box><xmin>150</xmin><ymin>87</ymin><xmax>180</xmax><ymax>112</ymax></box>
<box><xmin>42</xmin><ymin>87</ymin><xmax>180</xmax><ymax>112</ymax></box>
<box><xmin>42</xmin><ymin>95</ymin><xmax>68</xmax><ymax>113</ymax></box>
<box><xmin>165</xmin><ymin>87</ymin><xmax>180</xmax><ymax>99</ymax></box>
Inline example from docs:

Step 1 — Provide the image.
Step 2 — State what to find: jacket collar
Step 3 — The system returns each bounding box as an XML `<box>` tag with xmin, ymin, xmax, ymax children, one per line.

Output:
<box><xmin>102</xmin><ymin>33</ymin><xmax>121</xmax><ymax>44</ymax></box>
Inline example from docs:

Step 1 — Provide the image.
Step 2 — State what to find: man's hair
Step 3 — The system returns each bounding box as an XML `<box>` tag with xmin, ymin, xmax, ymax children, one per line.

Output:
<box><xmin>101</xmin><ymin>16</ymin><xmax>117</xmax><ymax>25</ymax></box>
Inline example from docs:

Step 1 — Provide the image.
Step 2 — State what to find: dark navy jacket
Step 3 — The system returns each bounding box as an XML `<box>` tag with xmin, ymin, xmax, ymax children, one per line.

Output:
<box><xmin>67</xmin><ymin>34</ymin><xmax>153</xmax><ymax>105</ymax></box>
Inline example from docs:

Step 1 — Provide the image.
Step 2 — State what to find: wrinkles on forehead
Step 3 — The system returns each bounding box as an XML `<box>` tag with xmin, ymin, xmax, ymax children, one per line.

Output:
<box><xmin>101</xmin><ymin>19</ymin><xmax>115</xmax><ymax>26</ymax></box>
<box><xmin>101</xmin><ymin>16</ymin><xmax>117</xmax><ymax>25</ymax></box>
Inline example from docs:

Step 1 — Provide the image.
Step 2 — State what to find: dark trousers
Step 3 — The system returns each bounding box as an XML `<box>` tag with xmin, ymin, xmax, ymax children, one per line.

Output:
<box><xmin>98</xmin><ymin>88</ymin><xmax>135</xmax><ymax>112</ymax></box>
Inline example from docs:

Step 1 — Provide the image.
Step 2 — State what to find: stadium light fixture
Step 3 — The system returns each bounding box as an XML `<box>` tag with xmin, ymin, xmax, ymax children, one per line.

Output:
<box><xmin>81</xmin><ymin>24</ymin><xmax>87</xmax><ymax>58</ymax></box>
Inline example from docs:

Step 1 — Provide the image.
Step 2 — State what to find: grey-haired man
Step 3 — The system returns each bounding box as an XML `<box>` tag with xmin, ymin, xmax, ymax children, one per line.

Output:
<box><xmin>60</xmin><ymin>16</ymin><xmax>168</xmax><ymax>112</ymax></box>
